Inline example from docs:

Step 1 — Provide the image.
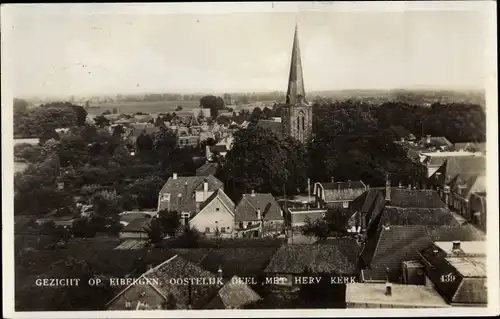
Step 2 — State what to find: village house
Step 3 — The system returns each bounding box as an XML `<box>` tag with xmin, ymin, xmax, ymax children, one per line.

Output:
<box><xmin>427</xmin><ymin>155</ymin><xmax>486</xmax><ymax>220</ymax></box>
<box><xmin>352</xmin><ymin>178</ymin><xmax>486</xmax><ymax>282</ymax></box>
<box><xmin>234</xmin><ymin>191</ymin><xmax>284</xmax><ymax>238</ymax></box>
<box><xmin>468</xmin><ymin>192</ymin><xmax>486</xmax><ymax>231</ymax></box>
<box><xmin>419</xmin><ymin>241</ymin><xmax>487</xmax><ymax>306</ymax></box>
<box><xmin>157</xmin><ymin>174</ymin><xmax>237</xmax><ymax>236</ymax></box>
<box><xmin>118</xmin><ymin>217</ymin><xmax>151</xmax><ymax>240</ymax></box>
<box><xmin>189</xmin><ymin>189</ymin><xmax>235</xmax><ymax>238</ymax></box>
<box><xmin>313</xmin><ymin>179</ymin><xmax>367</xmax><ymax>209</ymax></box>
<box><xmin>105</xmin><ymin>255</ymin><xmax>260</xmax><ymax>310</ymax></box>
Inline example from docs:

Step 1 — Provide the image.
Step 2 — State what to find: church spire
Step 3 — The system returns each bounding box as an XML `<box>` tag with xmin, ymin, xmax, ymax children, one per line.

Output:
<box><xmin>286</xmin><ymin>23</ymin><xmax>306</xmax><ymax>105</ymax></box>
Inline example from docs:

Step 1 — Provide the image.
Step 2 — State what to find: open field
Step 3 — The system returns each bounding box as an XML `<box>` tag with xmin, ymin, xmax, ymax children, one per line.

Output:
<box><xmin>87</xmin><ymin>100</ymin><xmax>201</xmax><ymax>115</ymax></box>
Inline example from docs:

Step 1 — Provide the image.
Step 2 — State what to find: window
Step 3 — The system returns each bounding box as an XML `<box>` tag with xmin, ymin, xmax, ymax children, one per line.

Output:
<box><xmin>205</xmin><ymin>227</ymin><xmax>210</xmax><ymax>233</ymax></box>
<box><xmin>247</xmin><ymin>222</ymin><xmax>252</xmax><ymax>227</ymax></box>
<box><xmin>343</xmin><ymin>201</ymin><xmax>349</xmax><ymax>208</ymax></box>
<box><xmin>125</xmin><ymin>300</ymin><xmax>132</xmax><ymax>309</ymax></box>
<box><xmin>302</xmin><ymin>116</ymin><xmax>305</xmax><ymax>130</ymax></box>
<box><xmin>221</xmin><ymin>227</ymin><xmax>226</xmax><ymax>233</ymax></box>
<box><xmin>215</xmin><ymin>208</ymin><xmax>220</xmax><ymax>212</ymax></box>
<box><xmin>296</xmin><ymin>117</ymin><xmax>300</xmax><ymax>132</ymax></box>
<box><xmin>239</xmin><ymin>222</ymin><xmax>243</xmax><ymax>229</ymax></box>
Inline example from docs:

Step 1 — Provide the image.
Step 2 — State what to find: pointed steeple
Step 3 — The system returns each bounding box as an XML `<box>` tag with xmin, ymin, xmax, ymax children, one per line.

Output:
<box><xmin>286</xmin><ymin>23</ymin><xmax>306</xmax><ymax>105</ymax></box>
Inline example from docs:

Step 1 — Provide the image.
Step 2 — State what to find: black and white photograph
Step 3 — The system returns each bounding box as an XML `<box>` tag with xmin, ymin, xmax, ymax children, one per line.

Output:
<box><xmin>2</xmin><ymin>2</ymin><xmax>498</xmax><ymax>318</ymax></box>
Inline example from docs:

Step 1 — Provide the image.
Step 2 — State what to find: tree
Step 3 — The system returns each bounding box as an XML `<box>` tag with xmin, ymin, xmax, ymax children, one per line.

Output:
<box><xmin>177</xmin><ymin>225</ymin><xmax>202</xmax><ymax>248</ymax></box>
<box><xmin>72</xmin><ymin>217</ymin><xmax>97</xmax><ymax>238</ymax></box>
<box><xmin>175</xmin><ymin>105</ymin><xmax>183</xmax><ymax>111</ymax></box>
<box><xmin>112</xmin><ymin>107</ymin><xmax>118</xmax><ymax>114</ymax></box>
<box><xmin>14</xmin><ymin>98</ymin><xmax>29</xmax><ymax>112</ymax></box>
<box><xmin>112</xmin><ymin>125</ymin><xmax>125</xmax><ymax>138</ymax></box>
<box><xmin>200</xmin><ymin>95</ymin><xmax>225</xmax><ymax>118</ymax></box>
<box><xmin>93</xmin><ymin>115</ymin><xmax>110</xmax><ymax>128</ymax></box>
<box><xmin>136</xmin><ymin>132</ymin><xmax>154</xmax><ymax>152</ymax></box>
<box><xmin>157</xmin><ymin>210</ymin><xmax>181</xmax><ymax>238</ymax></box>
<box><xmin>14</xmin><ymin>143</ymin><xmax>41</xmax><ymax>163</ymax></box>
<box><xmin>145</xmin><ymin>218</ymin><xmax>163</xmax><ymax>245</ymax></box>
<box><xmin>221</xmin><ymin>125</ymin><xmax>289</xmax><ymax>197</ymax></box>
<box><xmin>125</xmin><ymin>175</ymin><xmax>165</xmax><ymax>209</ymax></box>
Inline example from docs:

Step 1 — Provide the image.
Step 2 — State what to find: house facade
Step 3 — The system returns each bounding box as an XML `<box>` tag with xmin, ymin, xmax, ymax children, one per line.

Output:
<box><xmin>234</xmin><ymin>191</ymin><xmax>284</xmax><ymax>238</ymax></box>
<box><xmin>157</xmin><ymin>174</ymin><xmax>224</xmax><ymax>215</ymax></box>
<box><xmin>189</xmin><ymin>189</ymin><xmax>235</xmax><ymax>238</ymax></box>
<box><xmin>313</xmin><ymin>180</ymin><xmax>367</xmax><ymax>209</ymax></box>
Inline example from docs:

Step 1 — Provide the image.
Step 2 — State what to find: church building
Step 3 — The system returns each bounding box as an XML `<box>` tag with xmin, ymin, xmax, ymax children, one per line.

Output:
<box><xmin>256</xmin><ymin>24</ymin><xmax>313</xmax><ymax>144</ymax></box>
<box><xmin>281</xmin><ymin>24</ymin><xmax>313</xmax><ymax>143</ymax></box>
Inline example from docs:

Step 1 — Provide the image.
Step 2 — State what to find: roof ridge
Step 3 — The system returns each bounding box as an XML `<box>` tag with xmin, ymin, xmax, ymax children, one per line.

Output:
<box><xmin>105</xmin><ymin>254</ymin><xmax>179</xmax><ymax>307</ymax></box>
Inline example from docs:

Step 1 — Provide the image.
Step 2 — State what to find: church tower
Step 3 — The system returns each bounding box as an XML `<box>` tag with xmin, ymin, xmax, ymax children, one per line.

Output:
<box><xmin>281</xmin><ymin>24</ymin><xmax>313</xmax><ymax>143</ymax></box>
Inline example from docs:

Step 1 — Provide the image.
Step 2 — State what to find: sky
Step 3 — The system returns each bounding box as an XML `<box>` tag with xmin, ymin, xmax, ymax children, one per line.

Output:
<box><xmin>2</xmin><ymin>2</ymin><xmax>495</xmax><ymax>97</ymax></box>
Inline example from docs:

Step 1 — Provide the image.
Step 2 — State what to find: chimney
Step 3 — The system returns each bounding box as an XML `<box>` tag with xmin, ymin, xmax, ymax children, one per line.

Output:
<box><xmin>452</xmin><ymin>241</ymin><xmax>461</xmax><ymax>251</ymax></box>
<box><xmin>177</xmin><ymin>193</ymin><xmax>182</xmax><ymax>208</ymax></box>
<box><xmin>408</xmin><ymin>184</ymin><xmax>412</xmax><ymax>190</ymax></box>
<box><xmin>257</xmin><ymin>208</ymin><xmax>261</xmax><ymax>220</ymax></box>
<box><xmin>385</xmin><ymin>268</ymin><xmax>392</xmax><ymax>296</ymax></box>
<box><xmin>337</xmin><ymin>182</ymin><xmax>340</xmax><ymax>191</ymax></box>
<box><xmin>203</xmin><ymin>181</ymin><xmax>209</xmax><ymax>200</ymax></box>
<box><xmin>426</xmin><ymin>134</ymin><xmax>431</xmax><ymax>144</ymax></box>
<box><xmin>331</xmin><ymin>177</ymin><xmax>334</xmax><ymax>183</ymax></box>
<box><xmin>398</xmin><ymin>181</ymin><xmax>402</xmax><ymax>188</ymax></box>
<box><xmin>348</xmin><ymin>180</ymin><xmax>351</xmax><ymax>188</ymax></box>
<box><xmin>173</xmin><ymin>173</ymin><xmax>178</xmax><ymax>180</ymax></box>
<box><xmin>385</xmin><ymin>174</ymin><xmax>391</xmax><ymax>202</ymax></box>
<box><xmin>433</xmin><ymin>249</ymin><xmax>439</xmax><ymax>256</ymax></box>
<box><xmin>251</xmin><ymin>190</ymin><xmax>256</xmax><ymax>197</ymax></box>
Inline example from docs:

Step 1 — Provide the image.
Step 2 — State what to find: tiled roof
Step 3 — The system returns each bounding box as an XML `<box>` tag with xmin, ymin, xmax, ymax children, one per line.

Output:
<box><xmin>419</xmin><ymin>243</ymin><xmax>487</xmax><ymax>304</ymax></box>
<box><xmin>316</xmin><ymin>181</ymin><xmax>367</xmax><ymax>202</ymax></box>
<box><xmin>426</xmin><ymin>225</ymin><xmax>486</xmax><ymax>242</ymax></box>
<box><xmin>235</xmin><ymin>193</ymin><xmax>283</xmax><ymax>222</ymax></box>
<box><xmin>264</xmin><ymin>243</ymin><xmax>359</xmax><ymax>275</ymax></box>
<box><xmin>203</xmin><ymin>276</ymin><xmax>261</xmax><ymax>309</ymax></box>
<box><xmin>360</xmin><ymin>225</ymin><xmax>433</xmax><ymax>281</ymax></box>
<box><xmin>106</xmin><ymin>255</ymin><xmax>221</xmax><ymax>310</ymax></box>
<box><xmin>199</xmin><ymin>247</ymin><xmax>280</xmax><ymax>278</ymax></box>
<box><xmin>256</xmin><ymin>120</ymin><xmax>283</xmax><ymax>139</ymax></box>
<box><xmin>158</xmin><ymin>175</ymin><xmax>223</xmax><ymax>212</ymax></box>
<box><xmin>198</xmin><ymin>189</ymin><xmax>235</xmax><ymax>214</ymax></box>
<box><xmin>432</xmin><ymin>156</ymin><xmax>486</xmax><ymax>185</ymax></box>
<box><xmin>378</xmin><ymin>207</ymin><xmax>459</xmax><ymax>228</ymax></box>
<box><xmin>120</xmin><ymin>213</ymin><xmax>152</xmax><ymax>224</ymax></box>
<box><xmin>120</xmin><ymin>218</ymin><xmax>151</xmax><ymax>233</ymax></box>
<box><xmin>196</xmin><ymin>163</ymin><xmax>219</xmax><ymax>176</ymax></box>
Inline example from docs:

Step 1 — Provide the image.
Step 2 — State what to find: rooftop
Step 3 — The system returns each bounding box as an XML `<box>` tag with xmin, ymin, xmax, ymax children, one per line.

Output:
<box><xmin>346</xmin><ymin>283</ymin><xmax>449</xmax><ymax>308</ymax></box>
<box><xmin>434</xmin><ymin>241</ymin><xmax>486</xmax><ymax>257</ymax></box>
<box><xmin>265</xmin><ymin>240</ymin><xmax>360</xmax><ymax>275</ymax></box>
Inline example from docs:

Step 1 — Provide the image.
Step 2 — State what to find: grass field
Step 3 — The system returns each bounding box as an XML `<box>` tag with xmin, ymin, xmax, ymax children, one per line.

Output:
<box><xmin>87</xmin><ymin>100</ymin><xmax>201</xmax><ymax>115</ymax></box>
